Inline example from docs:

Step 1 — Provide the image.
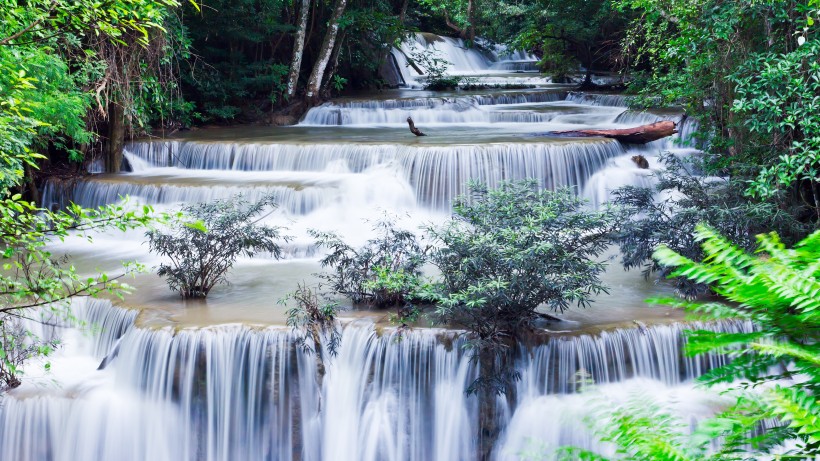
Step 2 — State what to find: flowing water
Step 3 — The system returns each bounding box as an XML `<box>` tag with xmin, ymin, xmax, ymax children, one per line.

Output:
<box><xmin>1</xmin><ymin>35</ymin><xmax>725</xmax><ymax>461</ymax></box>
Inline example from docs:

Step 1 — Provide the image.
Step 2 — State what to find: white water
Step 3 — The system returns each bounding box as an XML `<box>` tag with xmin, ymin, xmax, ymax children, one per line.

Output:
<box><xmin>1</xmin><ymin>299</ymin><xmax>752</xmax><ymax>461</ymax></box>
<box><xmin>389</xmin><ymin>33</ymin><xmax>545</xmax><ymax>89</ymax></box>
<box><xmin>3</xmin><ymin>38</ymin><xmax>718</xmax><ymax>461</ymax></box>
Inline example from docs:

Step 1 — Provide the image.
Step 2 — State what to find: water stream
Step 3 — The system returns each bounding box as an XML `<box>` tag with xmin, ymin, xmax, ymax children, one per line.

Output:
<box><xmin>1</xmin><ymin>35</ymin><xmax>720</xmax><ymax>461</ymax></box>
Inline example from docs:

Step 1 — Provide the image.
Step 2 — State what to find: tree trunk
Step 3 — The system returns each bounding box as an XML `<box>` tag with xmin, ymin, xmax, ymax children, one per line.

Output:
<box><xmin>444</xmin><ymin>10</ymin><xmax>467</xmax><ymax>39</ymax></box>
<box><xmin>320</xmin><ymin>30</ymin><xmax>346</xmax><ymax>98</ymax></box>
<box><xmin>286</xmin><ymin>0</ymin><xmax>311</xmax><ymax>101</ymax></box>
<box><xmin>105</xmin><ymin>102</ymin><xmax>125</xmax><ymax>173</ymax></box>
<box><xmin>406</xmin><ymin>117</ymin><xmax>426</xmax><ymax>136</ymax></box>
<box><xmin>24</xmin><ymin>164</ymin><xmax>39</xmax><ymax>205</ymax></box>
<box><xmin>553</xmin><ymin>120</ymin><xmax>678</xmax><ymax>145</ymax></box>
<box><xmin>305</xmin><ymin>0</ymin><xmax>348</xmax><ymax>105</ymax></box>
<box><xmin>399</xmin><ymin>0</ymin><xmax>409</xmax><ymax>24</ymax></box>
<box><xmin>467</xmin><ymin>0</ymin><xmax>476</xmax><ymax>44</ymax></box>
<box><xmin>477</xmin><ymin>348</ymin><xmax>501</xmax><ymax>461</ymax></box>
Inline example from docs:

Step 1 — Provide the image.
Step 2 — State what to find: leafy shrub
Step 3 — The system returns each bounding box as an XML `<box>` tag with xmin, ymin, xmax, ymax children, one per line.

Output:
<box><xmin>557</xmin><ymin>225</ymin><xmax>820</xmax><ymax>460</ymax></box>
<box><xmin>311</xmin><ymin>217</ymin><xmax>429</xmax><ymax>321</ymax></box>
<box><xmin>282</xmin><ymin>283</ymin><xmax>341</xmax><ymax>382</ymax></box>
<box><xmin>0</xmin><ymin>316</ymin><xmax>58</xmax><ymax>391</ymax></box>
<box><xmin>428</xmin><ymin>180</ymin><xmax>622</xmax><ymax>347</ymax></box>
<box><xmin>613</xmin><ymin>154</ymin><xmax>809</xmax><ymax>298</ymax></box>
<box><xmin>282</xmin><ymin>283</ymin><xmax>342</xmax><ymax>357</ymax></box>
<box><xmin>147</xmin><ymin>195</ymin><xmax>288</xmax><ymax>298</ymax></box>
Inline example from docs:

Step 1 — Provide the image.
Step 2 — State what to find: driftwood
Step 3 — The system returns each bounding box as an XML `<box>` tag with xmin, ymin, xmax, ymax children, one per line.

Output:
<box><xmin>555</xmin><ymin>120</ymin><xmax>677</xmax><ymax>145</ymax></box>
<box><xmin>407</xmin><ymin>117</ymin><xmax>426</xmax><ymax>136</ymax></box>
<box><xmin>631</xmin><ymin>155</ymin><xmax>649</xmax><ymax>169</ymax></box>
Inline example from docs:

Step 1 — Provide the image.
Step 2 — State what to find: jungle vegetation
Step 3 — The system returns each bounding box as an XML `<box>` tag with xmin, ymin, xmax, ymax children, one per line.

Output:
<box><xmin>1</xmin><ymin>0</ymin><xmax>819</xmax><ymax>458</ymax></box>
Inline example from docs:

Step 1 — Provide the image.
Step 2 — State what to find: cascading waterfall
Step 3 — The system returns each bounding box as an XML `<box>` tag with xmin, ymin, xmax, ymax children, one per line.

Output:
<box><xmin>0</xmin><ymin>298</ymin><xmax>753</xmax><ymax>461</ymax></box>
<box><xmin>11</xmin><ymin>37</ymin><xmax>725</xmax><ymax>461</ymax></box>
<box><xmin>301</xmin><ymin>92</ymin><xmax>565</xmax><ymax>125</ymax></box>
<box><xmin>43</xmin><ymin>139</ymin><xmax>624</xmax><ymax>212</ymax></box>
<box><xmin>564</xmin><ymin>92</ymin><xmax>633</xmax><ymax>107</ymax></box>
<box><xmin>389</xmin><ymin>33</ymin><xmax>545</xmax><ymax>89</ymax></box>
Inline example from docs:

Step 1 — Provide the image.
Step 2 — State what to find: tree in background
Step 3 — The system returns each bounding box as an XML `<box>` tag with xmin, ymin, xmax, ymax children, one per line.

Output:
<box><xmin>1</xmin><ymin>0</ymin><xmax>192</xmax><ymax>175</ymax></box>
<box><xmin>483</xmin><ymin>0</ymin><xmax>628</xmax><ymax>83</ymax></box>
<box><xmin>618</xmin><ymin>0</ymin><xmax>820</xmax><ymax>221</ymax></box>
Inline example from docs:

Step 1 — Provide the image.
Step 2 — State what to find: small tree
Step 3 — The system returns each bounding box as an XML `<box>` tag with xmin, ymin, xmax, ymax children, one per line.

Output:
<box><xmin>429</xmin><ymin>180</ymin><xmax>621</xmax><ymax>346</ymax></box>
<box><xmin>427</xmin><ymin>179</ymin><xmax>622</xmax><ymax>459</ymax></box>
<box><xmin>408</xmin><ymin>49</ymin><xmax>462</xmax><ymax>90</ymax></box>
<box><xmin>147</xmin><ymin>195</ymin><xmax>288</xmax><ymax>298</ymax></box>
<box><xmin>282</xmin><ymin>282</ymin><xmax>341</xmax><ymax>384</ymax></box>
<box><xmin>311</xmin><ymin>216</ymin><xmax>429</xmax><ymax>321</ymax></box>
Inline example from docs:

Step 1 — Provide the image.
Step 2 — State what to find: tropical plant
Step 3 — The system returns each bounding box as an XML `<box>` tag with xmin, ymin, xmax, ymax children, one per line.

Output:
<box><xmin>147</xmin><ymin>195</ymin><xmax>288</xmax><ymax>298</ymax></box>
<box><xmin>555</xmin><ymin>225</ymin><xmax>820</xmax><ymax>460</ymax></box>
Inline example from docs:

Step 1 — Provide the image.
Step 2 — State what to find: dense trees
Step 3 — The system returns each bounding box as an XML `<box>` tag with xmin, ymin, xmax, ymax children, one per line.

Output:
<box><xmin>0</xmin><ymin>0</ymin><xmax>183</xmax><ymax>389</ymax></box>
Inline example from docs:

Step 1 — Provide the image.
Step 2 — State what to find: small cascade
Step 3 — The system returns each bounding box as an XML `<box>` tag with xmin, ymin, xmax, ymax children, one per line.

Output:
<box><xmin>43</xmin><ymin>178</ymin><xmax>329</xmax><ymax>215</ymax></box>
<box><xmin>565</xmin><ymin>92</ymin><xmax>633</xmax><ymax>107</ymax></box>
<box><xmin>515</xmin><ymin>320</ymin><xmax>752</xmax><ymax>396</ymax></box>
<box><xmin>41</xmin><ymin>139</ymin><xmax>625</xmax><ymax>211</ymax></box>
<box><xmin>613</xmin><ymin>110</ymin><xmax>678</xmax><ymax>126</ymax></box>
<box><xmin>301</xmin><ymin>92</ymin><xmax>565</xmax><ymax>125</ymax></box>
<box><xmin>0</xmin><ymin>304</ymin><xmax>753</xmax><ymax>461</ymax></box>
<box><xmin>73</xmin><ymin>298</ymin><xmax>139</xmax><ymax>358</ymax></box>
<box><xmin>581</xmin><ymin>153</ymin><xmax>659</xmax><ymax>208</ymax></box>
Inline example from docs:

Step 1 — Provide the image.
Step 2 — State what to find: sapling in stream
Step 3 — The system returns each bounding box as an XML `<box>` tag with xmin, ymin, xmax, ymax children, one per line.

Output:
<box><xmin>147</xmin><ymin>195</ymin><xmax>289</xmax><ymax>298</ymax></box>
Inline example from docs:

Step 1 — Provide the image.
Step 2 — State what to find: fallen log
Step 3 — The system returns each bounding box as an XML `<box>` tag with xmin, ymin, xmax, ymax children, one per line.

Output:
<box><xmin>554</xmin><ymin>120</ymin><xmax>677</xmax><ymax>145</ymax></box>
<box><xmin>407</xmin><ymin>117</ymin><xmax>426</xmax><ymax>136</ymax></box>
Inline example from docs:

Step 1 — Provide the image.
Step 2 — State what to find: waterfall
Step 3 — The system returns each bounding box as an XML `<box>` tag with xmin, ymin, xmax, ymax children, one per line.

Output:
<box><xmin>301</xmin><ymin>92</ymin><xmax>565</xmax><ymax>125</ymax></box>
<box><xmin>43</xmin><ymin>140</ymin><xmax>624</xmax><ymax>212</ymax></box>
<box><xmin>388</xmin><ymin>33</ymin><xmax>544</xmax><ymax>89</ymax></box>
<box><xmin>565</xmin><ymin>92</ymin><xmax>633</xmax><ymax>107</ymax></box>
<box><xmin>0</xmin><ymin>297</ymin><xmax>754</xmax><ymax>461</ymax></box>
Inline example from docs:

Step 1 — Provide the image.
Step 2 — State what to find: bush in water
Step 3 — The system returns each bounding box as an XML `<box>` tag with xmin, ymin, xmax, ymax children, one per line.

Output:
<box><xmin>147</xmin><ymin>195</ymin><xmax>288</xmax><ymax>298</ymax></box>
<box><xmin>427</xmin><ymin>180</ymin><xmax>621</xmax><ymax>364</ymax></box>
<box><xmin>310</xmin><ymin>216</ymin><xmax>431</xmax><ymax>324</ymax></box>
<box><xmin>281</xmin><ymin>282</ymin><xmax>341</xmax><ymax>382</ymax></box>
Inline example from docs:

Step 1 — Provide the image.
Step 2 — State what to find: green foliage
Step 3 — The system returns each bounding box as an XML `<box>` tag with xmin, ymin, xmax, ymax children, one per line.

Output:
<box><xmin>613</xmin><ymin>154</ymin><xmax>809</xmax><ymax>298</ymax></box>
<box><xmin>0</xmin><ymin>195</ymin><xmax>162</xmax><ymax>389</ymax></box>
<box><xmin>311</xmin><ymin>217</ymin><xmax>429</xmax><ymax>319</ymax></box>
<box><xmin>477</xmin><ymin>0</ymin><xmax>627</xmax><ymax>77</ymax></box>
<box><xmin>618</xmin><ymin>0</ymin><xmax>820</xmax><ymax>219</ymax></box>
<box><xmin>0</xmin><ymin>0</ymin><xmax>186</xmax><ymax>392</ymax></box>
<box><xmin>282</xmin><ymin>282</ymin><xmax>342</xmax><ymax>357</ymax></box>
<box><xmin>408</xmin><ymin>49</ymin><xmax>463</xmax><ymax>90</ymax></box>
<box><xmin>732</xmin><ymin>39</ymin><xmax>820</xmax><ymax>203</ymax></box>
<box><xmin>556</xmin><ymin>225</ymin><xmax>820</xmax><ymax>459</ymax></box>
<box><xmin>428</xmin><ymin>180</ymin><xmax>621</xmax><ymax>345</ymax></box>
<box><xmin>147</xmin><ymin>195</ymin><xmax>288</xmax><ymax>298</ymax></box>
<box><xmin>0</xmin><ymin>316</ymin><xmax>58</xmax><ymax>392</ymax></box>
